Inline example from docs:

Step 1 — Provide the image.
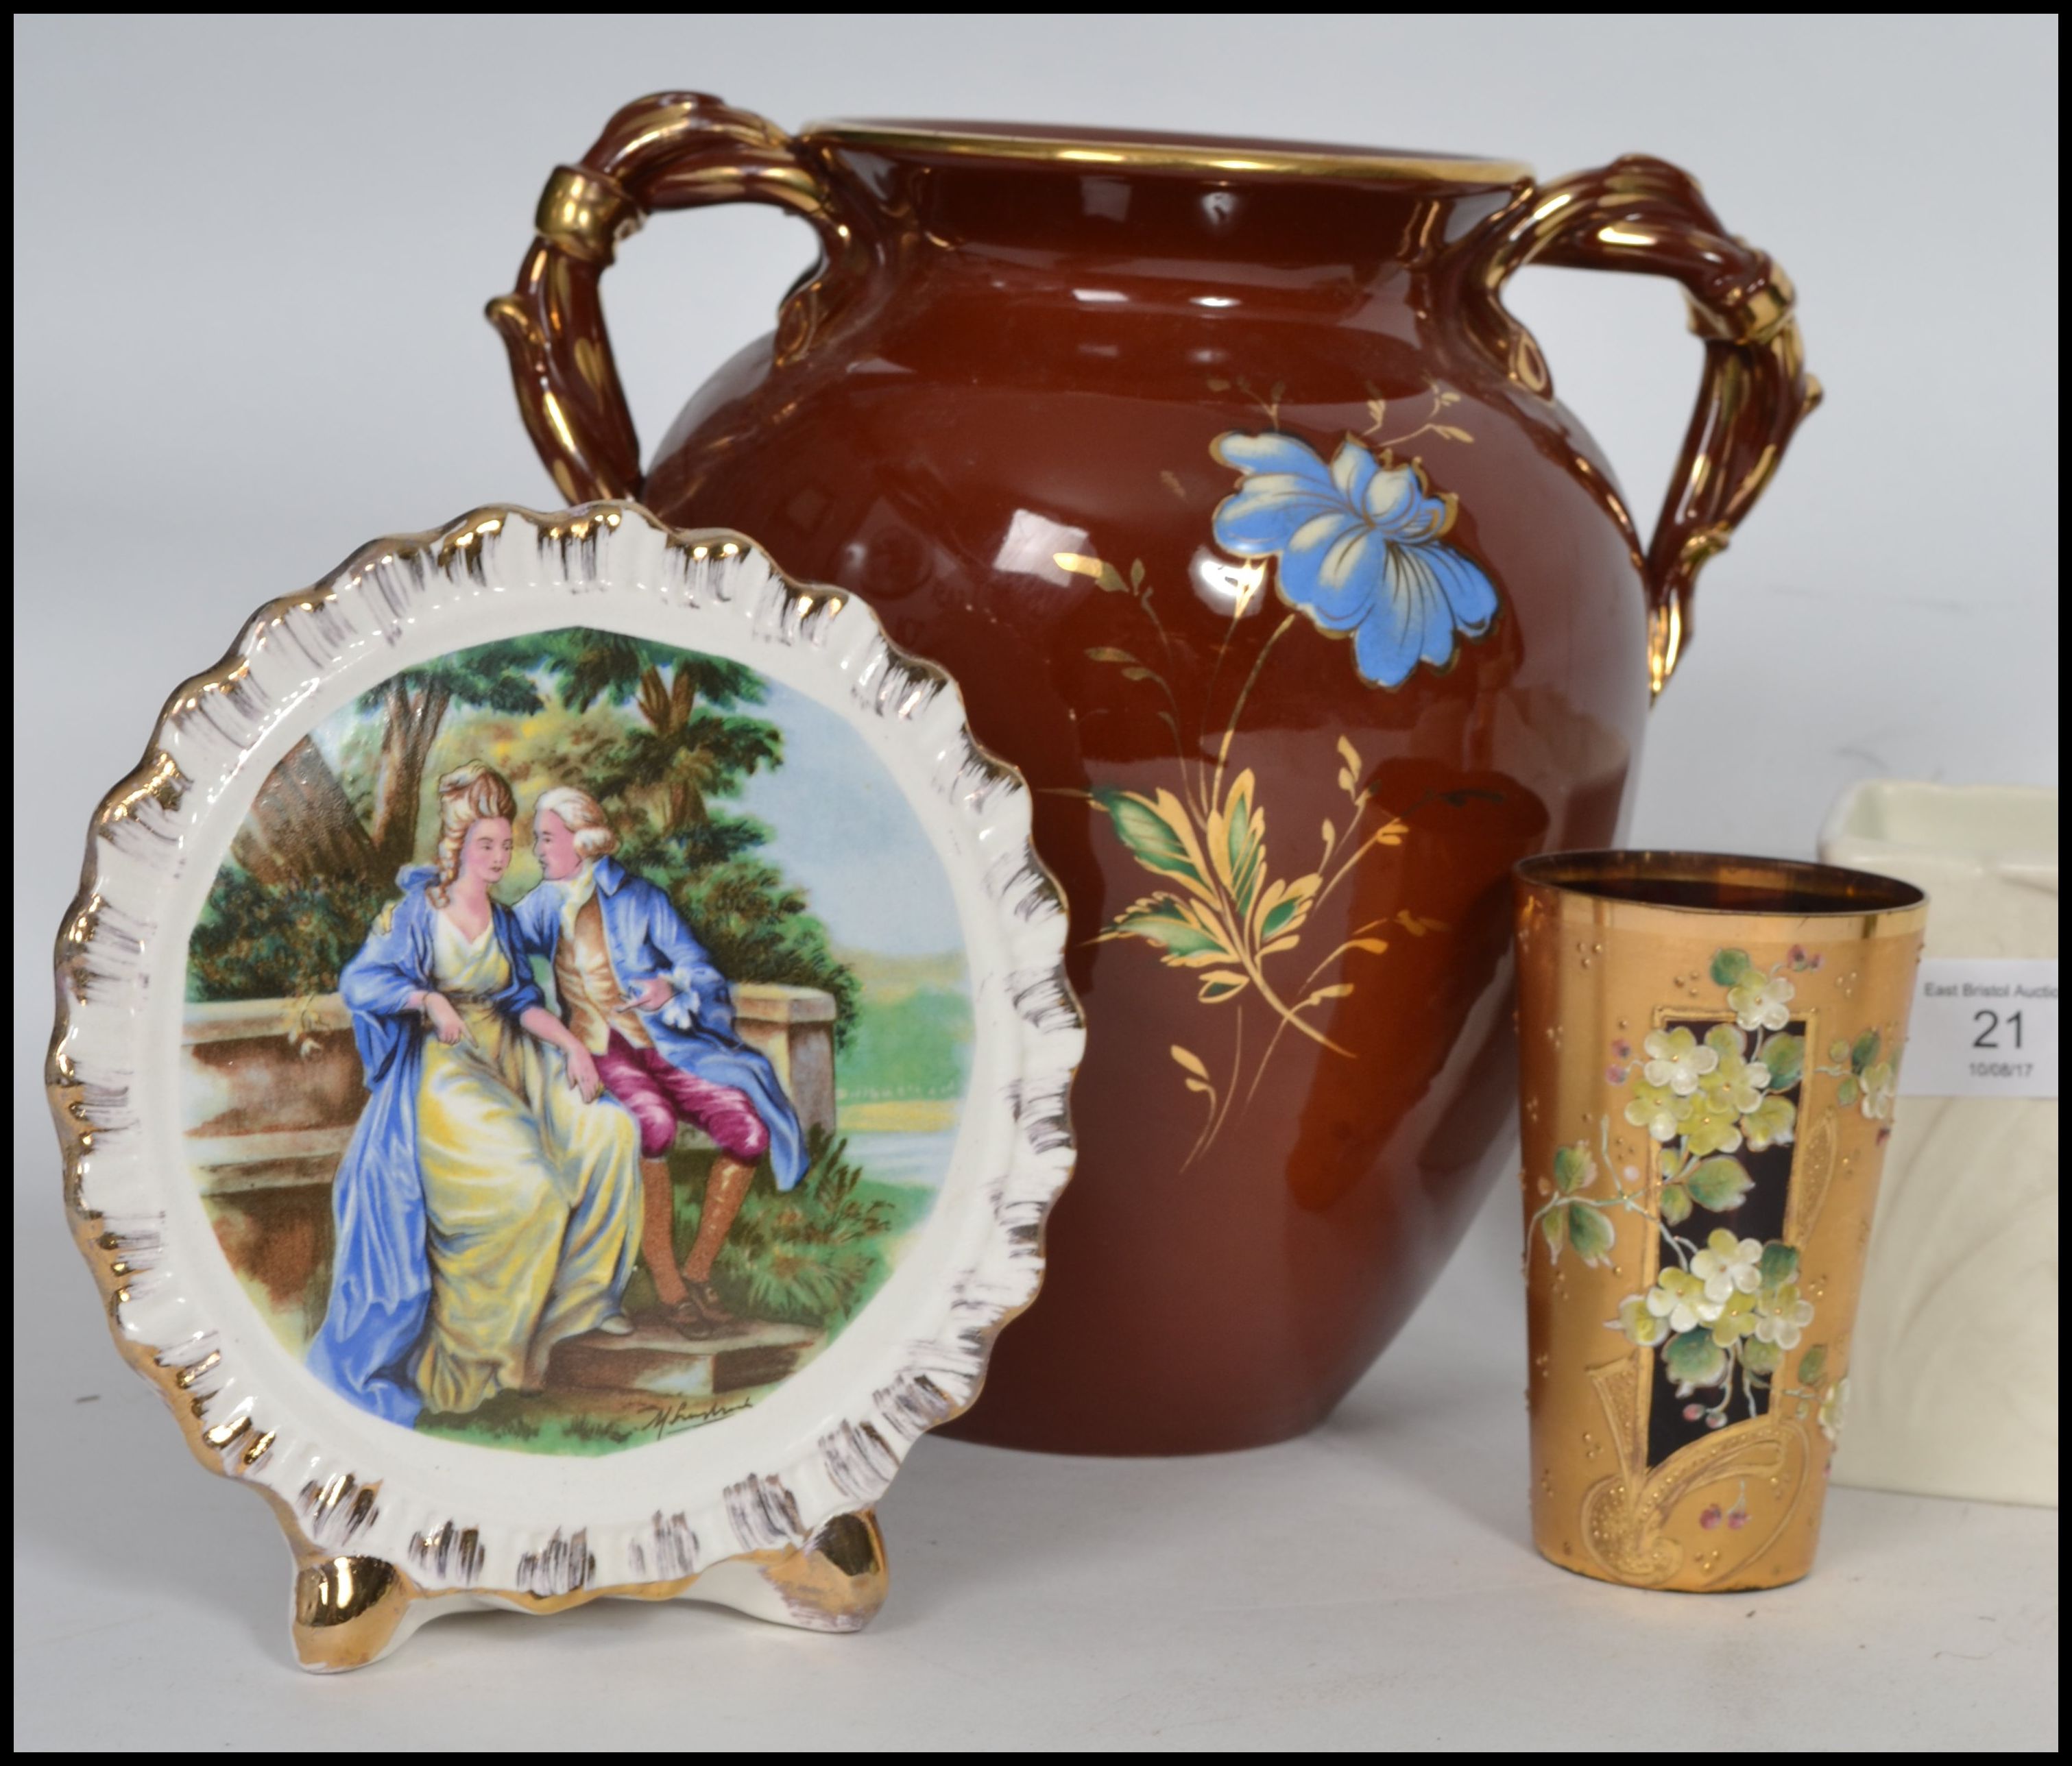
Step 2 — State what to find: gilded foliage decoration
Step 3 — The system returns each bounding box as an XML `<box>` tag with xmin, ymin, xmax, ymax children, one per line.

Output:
<box><xmin>1060</xmin><ymin>547</ymin><xmax>1432</xmax><ymax>1166</ymax></box>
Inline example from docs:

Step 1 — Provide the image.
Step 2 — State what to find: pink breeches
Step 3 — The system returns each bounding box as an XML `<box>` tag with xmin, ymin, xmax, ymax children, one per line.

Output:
<box><xmin>595</xmin><ymin>1032</ymin><xmax>771</xmax><ymax>1163</ymax></box>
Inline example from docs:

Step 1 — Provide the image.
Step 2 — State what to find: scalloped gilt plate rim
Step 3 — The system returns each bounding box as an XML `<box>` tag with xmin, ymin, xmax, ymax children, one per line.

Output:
<box><xmin>49</xmin><ymin>502</ymin><xmax>1083</xmax><ymax>1669</ymax></box>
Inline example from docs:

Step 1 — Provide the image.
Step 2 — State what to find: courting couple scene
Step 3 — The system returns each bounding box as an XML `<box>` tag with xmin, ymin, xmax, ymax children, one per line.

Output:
<box><xmin>183</xmin><ymin>629</ymin><xmax>970</xmax><ymax>1455</ymax></box>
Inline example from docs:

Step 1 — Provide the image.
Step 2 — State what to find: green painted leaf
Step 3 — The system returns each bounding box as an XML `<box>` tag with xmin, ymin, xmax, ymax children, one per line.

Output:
<box><xmin>1540</xmin><ymin>1206</ymin><xmax>1567</xmax><ymax>1258</ymax></box>
<box><xmin>1685</xmin><ymin>1156</ymin><xmax>1754</xmax><ymax>1212</ymax></box>
<box><xmin>1220</xmin><ymin>778</ymin><xmax>1264</xmax><ymax>921</ymax></box>
<box><xmin>1762</xmin><ymin>1032</ymin><xmax>1805</xmax><ymax>1091</ymax></box>
<box><xmin>1093</xmin><ymin>788</ymin><xmax>1207</xmax><ymax>889</ymax></box>
<box><xmin>1659</xmin><ymin>1181</ymin><xmax>1693</xmax><ymax>1226</ymax></box>
<box><xmin>1567</xmin><ymin>1203</ymin><xmax>1616</xmax><ymax>1266</ymax></box>
<box><xmin>1663</xmin><ymin>1329</ymin><xmax>1726</xmax><ymax>1386</ymax></box>
<box><xmin>1103</xmin><ymin>895</ymin><xmax>1229</xmax><ymax>963</ymax></box>
<box><xmin>1797</xmin><ymin>1344</ymin><xmax>1829</xmax><ymax>1388</ymax></box>
<box><xmin>1196</xmin><ymin>971</ymin><xmax>1249</xmax><ymax>1004</ymax></box>
<box><xmin>1759</xmin><ymin>1241</ymin><xmax>1800</xmax><ymax>1287</ymax></box>
<box><xmin>1259</xmin><ymin>895</ymin><xmax>1303</xmax><ymax>941</ymax></box>
<box><xmin>1711</xmin><ymin>948</ymin><xmax>1755</xmax><ymax>986</ymax></box>
<box><xmin>1851</xmin><ymin>1030</ymin><xmax>1883</xmax><ymax>1073</ymax></box>
<box><xmin>1742</xmin><ymin>1337</ymin><xmax>1783</xmax><ymax>1375</ymax></box>
<box><xmin>1837</xmin><ymin>1076</ymin><xmax>1860</xmax><ymax>1108</ymax></box>
<box><xmin>1552</xmin><ymin>1143</ymin><xmax>1593</xmax><ymax>1196</ymax></box>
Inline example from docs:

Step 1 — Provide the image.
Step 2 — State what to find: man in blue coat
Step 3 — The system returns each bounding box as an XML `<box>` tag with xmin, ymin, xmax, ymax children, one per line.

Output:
<box><xmin>514</xmin><ymin>785</ymin><xmax>806</xmax><ymax>1334</ymax></box>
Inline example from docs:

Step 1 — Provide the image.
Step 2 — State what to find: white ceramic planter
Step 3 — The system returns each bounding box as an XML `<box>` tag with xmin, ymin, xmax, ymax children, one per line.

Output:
<box><xmin>1820</xmin><ymin>782</ymin><xmax>2058</xmax><ymax>1507</ymax></box>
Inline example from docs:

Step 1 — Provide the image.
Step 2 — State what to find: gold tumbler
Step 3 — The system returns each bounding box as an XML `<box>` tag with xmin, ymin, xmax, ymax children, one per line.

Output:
<box><xmin>1514</xmin><ymin>851</ymin><xmax>1927</xmax><ymax>1593</ymax></box>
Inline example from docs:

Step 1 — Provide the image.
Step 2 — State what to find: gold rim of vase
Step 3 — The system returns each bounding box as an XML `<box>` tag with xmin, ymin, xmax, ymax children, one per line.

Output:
<box><xmin>802</xmin><ymin>119</ymin><xmax>1531</xmax><ymax>186</ymax></box>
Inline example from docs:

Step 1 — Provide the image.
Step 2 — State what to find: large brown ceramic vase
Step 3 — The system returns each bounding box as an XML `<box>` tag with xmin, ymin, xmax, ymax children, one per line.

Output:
<box><xmin>490</xmin><ymin>95</ymin><xmax>1818</xmax><ymax>1454</ymax></box>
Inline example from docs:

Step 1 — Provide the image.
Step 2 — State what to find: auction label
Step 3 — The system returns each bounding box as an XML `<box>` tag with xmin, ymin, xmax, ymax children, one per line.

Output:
<box><xmin>1900</xmin><ymin>958</ymin><xmax>2058</xmax><ymax>1099</ymax></box>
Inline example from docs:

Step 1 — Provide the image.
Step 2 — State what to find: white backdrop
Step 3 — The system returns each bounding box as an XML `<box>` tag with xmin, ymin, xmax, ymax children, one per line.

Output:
<box><xmin>12</xmin><ymin>14</ymin><xmax>2058</xmax><ymax>1747</ymax></box>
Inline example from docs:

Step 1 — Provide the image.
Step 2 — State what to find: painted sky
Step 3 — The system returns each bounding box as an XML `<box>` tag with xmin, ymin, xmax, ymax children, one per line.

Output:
<box><xmin>736</xmin><ymin>677</ymin><xmax>963</xmax><ymax>959</ymax></box>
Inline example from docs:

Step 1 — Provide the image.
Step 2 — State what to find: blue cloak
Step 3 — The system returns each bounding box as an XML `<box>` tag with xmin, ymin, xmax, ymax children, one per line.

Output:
<box><xmin>511</xmin><ymin>857</ymin><xmax>808</xmax><ymax>1192</ymax></box>
<box><xmin>305</xmin><ymin>867</ymin><xmax>544</xmax><ymax>1427</ymax></box>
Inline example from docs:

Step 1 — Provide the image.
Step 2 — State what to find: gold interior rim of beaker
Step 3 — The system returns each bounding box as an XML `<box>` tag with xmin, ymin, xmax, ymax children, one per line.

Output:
<box><xmin>1515</xmin><ymin>849</ymin><xmax>1928</xmax><ymax>922</ymax></box>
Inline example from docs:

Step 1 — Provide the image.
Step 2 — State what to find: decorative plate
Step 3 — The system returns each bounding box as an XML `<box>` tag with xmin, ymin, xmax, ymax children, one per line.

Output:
<box><xmin>50</xmin><ymin>505</ymin><xmax>1081</xmax><ymax>1669</ymax></box>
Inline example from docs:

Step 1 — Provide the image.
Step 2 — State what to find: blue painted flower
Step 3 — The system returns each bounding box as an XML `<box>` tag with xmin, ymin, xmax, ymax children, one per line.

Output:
<box><xmin>1210</xmin><ymin>432</ymin><xmax>1500</xmax><ymax>688</ymax></box>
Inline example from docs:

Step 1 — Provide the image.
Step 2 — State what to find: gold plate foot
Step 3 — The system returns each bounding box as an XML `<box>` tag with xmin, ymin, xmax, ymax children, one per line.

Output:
<box><xmin>760</xmin><ymin>1509</ymin><xmax>889</xmax><ymax>1631</ymax></box>
<box><xmin>682</xmin><ymin>1508</ymin><xmax>890</xmax><ymax>1632</ymax></box>
<box><xmin>291</xmin><ymin>1553</ymin><xmax>423</xmax><ymax>1672</ymax></box>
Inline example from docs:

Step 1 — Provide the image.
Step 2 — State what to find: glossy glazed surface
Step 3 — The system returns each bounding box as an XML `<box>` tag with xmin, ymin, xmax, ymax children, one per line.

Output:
<box><xmin>493</xmin><ymin>101</ymin><xmax>1817</xmax><ymax>1452</ymax></box>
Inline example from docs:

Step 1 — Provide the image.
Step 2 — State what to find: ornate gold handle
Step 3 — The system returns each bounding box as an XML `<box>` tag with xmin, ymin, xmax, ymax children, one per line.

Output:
<box><xmin>1460</xmin><ymin>156</ymin><xmax>1821</xmax><ymax>697</ymax></box>
<box><xmin>487</xmin><ymin>91</ymin><xmax>864</xmax><ymax>503</ymax></box>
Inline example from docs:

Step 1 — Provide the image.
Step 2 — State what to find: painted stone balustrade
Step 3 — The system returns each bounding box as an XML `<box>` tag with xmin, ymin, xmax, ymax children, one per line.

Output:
<box><xmin>183</xmin><ymin>987</ymin><xmax>837</xmax><ymax>1197</ymax></box>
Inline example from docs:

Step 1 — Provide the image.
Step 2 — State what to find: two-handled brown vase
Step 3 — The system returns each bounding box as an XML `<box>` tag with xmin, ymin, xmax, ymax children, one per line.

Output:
<box><xmin>490</xmin><ymin>95</ymin><xmax>1819</xmax><ymax>1454</ymax></box>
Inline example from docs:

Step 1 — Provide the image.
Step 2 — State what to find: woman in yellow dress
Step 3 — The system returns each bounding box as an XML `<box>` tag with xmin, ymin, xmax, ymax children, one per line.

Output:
<box><xmin>309</xmin><ymin>762</ymin><xmax>642</xmax><ymax>1425</ymax></box>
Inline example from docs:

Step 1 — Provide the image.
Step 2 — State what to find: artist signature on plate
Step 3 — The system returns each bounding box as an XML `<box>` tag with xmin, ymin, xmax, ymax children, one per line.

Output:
<box><xmin>635</xmin><ymin>1396</ymin><xmax>752</xmax><ymax>1442</ymax></box>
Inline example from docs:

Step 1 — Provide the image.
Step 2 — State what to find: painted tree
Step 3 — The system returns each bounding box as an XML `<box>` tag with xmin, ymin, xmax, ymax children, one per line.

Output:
<box><xmin>227</xmin><ymin>643</ymin><xmax>554</xmax><ymax>886</ymax></box>
<box><xmin>540</xmin><ymin>631</ymin><xmax>857</xmax><ymax>1037</ymax></box>
<box><xmin>230</xmin><ymin>737</ymin><xmax>383</xmax><ymax>888</ymax></box>
<box><xmin>190</xmin><ymin>628</ymin><xmax>857</xmax><ymax>1034</ymax></box>
<box><xmin>542</xmin><ymin>633</ymin><xmax>775</xmax><ymax>831</ymax></box>
<box><xmin>364</xmin><ymin>649</ymin><xmax>550</xmax><ymax>876</ymax></box>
